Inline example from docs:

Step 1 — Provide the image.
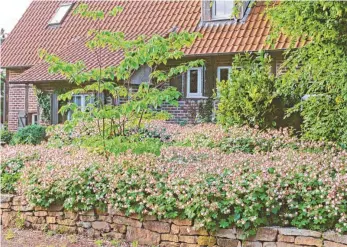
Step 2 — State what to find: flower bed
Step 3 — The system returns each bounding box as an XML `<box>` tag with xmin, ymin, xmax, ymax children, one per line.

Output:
<box><xmin>1</xmin><ymin>122</ymin><xmax>346</xmax><ymax>237</ymax></box>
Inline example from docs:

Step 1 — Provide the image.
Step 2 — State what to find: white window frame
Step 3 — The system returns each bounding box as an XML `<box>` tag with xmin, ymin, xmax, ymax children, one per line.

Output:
<box><xmin>187</xmin><ymin>67</ymin><xmax>203</xmax><ymax>98</ymax></box>
<box><xmin>32</xmin><ymin>114</ymin><xmax>38</xmax><ymax>125</ymax></box>
<box><xmin>48</xmin><ymin>3</ymin><xmax>73</xmax><ymax>25</ymax></box>
<box><xmin>217</xmin><ymin>66</ymin><xmax>232</xmax><ymax>82</ymax></box>
<box><xmin>67</xmin><ymin>94</ymin><xmax>94</xmax><ymax>120</ymax></box>
<box><xmin>212</xmin><ymin>0</ymin><xmax>235</xmax><ymax>20</ymax></box>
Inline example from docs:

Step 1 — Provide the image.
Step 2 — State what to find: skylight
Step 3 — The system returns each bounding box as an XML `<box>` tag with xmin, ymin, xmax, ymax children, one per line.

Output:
<box><xmin>49</xmin><ymin>3</ymin><xmax>73</xmax><ymax>25</ymax></box>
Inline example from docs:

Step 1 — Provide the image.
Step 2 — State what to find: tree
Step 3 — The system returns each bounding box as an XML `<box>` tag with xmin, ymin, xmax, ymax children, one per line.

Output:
<box><xmin>40</xmin><ymin>3</ymin><xmax>204</xmax><ymax>154</ymax></box>
<box><xmin>266</xmin><ymin>2</ymin><xmax>347</xmax><ymax>142</ymax></box>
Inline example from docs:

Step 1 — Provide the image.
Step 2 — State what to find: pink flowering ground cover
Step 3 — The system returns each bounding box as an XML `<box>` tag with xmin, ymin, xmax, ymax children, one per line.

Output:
<box><xmin>1</xmin><ymin>122</ymin><xmax>347</xmax><ymax>237</ymax></box>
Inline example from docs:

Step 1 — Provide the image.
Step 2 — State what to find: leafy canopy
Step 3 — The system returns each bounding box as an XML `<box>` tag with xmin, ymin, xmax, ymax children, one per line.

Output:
<box><xmin>40</xmin><ymin>3</ymin><xmax>204</xmax><ymax>145</ymax></box>
<box><xmin>266</xmin><ymin>1</ymin><xmax>347</xmax><ymax>142</ymax></box>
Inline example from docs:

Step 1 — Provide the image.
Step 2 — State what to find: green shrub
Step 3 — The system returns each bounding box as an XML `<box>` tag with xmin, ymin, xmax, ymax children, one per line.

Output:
<box><xmin>0</xmin><ymin>158</ymin><xmax>24</xmax><ymax>193</ymax></box>
<box><xmin>12</xmin><ymin>125</ymin><xmax>46</xmax><ymax>145</ymax></box>
<box><xmin>0</xmin><ymin>125</ymin><xmax>13</xmax><ymax>144</ymax></box>
<box><xmin>217</xmin><ymin>52</ymin><xmax>278</xmax><ymax>129</ymax></box>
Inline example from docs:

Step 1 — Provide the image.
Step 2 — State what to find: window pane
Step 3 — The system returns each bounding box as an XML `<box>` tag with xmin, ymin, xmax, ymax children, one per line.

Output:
<box><xmin>220</xmin><ymin>68</ymin><xmax>230</xmax><ymax>81</ymax></box>
<box><xmin>214</xmin><ymin>0</ymin><xmax>233</xmax><ymax>18</ymax></box>
<box><xmin>189</xmin><ymin>70</ymin><xmax>198</xmax><ymax>93</ymax></box>
<box><xmin>74</xmin><ymin>96</ymin><xmax>82</xmax><ymax>106</ymax></box>
<box><xmin>50</xmin><ymin>5</ymin><xmax>71</xmax><ymax>24</ymax></box>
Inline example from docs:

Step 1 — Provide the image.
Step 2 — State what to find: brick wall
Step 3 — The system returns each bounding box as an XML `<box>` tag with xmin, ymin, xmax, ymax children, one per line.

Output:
<box><xmin>1</xmin><ymin>194</ymin><xmax>346</xmax><ymax>247</ymax></box>
<box><xmin>7</xmin><ymin>68</ymin><xmax>38</xmax><ymax>131</ymax></box>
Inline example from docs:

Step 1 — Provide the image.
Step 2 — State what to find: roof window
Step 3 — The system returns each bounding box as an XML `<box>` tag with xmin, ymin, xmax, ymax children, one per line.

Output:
<box><xmin>49</xmin><ymin>3</ymin><xmax>73</xmax><ymax>25</ymax></box>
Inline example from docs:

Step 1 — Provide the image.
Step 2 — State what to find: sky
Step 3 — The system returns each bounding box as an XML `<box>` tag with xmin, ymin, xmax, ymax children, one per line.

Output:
<box><xmin>0</xmin><ymin>0</ymin><xmax>32</xmax><ymax>33</ymax></box>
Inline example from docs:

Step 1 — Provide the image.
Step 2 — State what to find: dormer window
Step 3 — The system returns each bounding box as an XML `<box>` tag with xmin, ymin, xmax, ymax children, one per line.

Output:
<box><xmin>49</xmin><ymin>3</ymin><xmax>73</xmax><ymax>25</ymax></box>
<box><xmin>212</xmin><ymin>0</ymin><xmax>234</xmax><ymax>20</ymax></box>
<box><xmin>201</xmin><ymin>0</ymin><xmax>250</xmax><ymax>22</ymax></box>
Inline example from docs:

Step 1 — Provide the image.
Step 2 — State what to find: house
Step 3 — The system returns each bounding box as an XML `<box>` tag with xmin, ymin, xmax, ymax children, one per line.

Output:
<box><xmin>1</xmin><ymin>0</ymin><xmax>294</xmax><ymax>131</ymax></box>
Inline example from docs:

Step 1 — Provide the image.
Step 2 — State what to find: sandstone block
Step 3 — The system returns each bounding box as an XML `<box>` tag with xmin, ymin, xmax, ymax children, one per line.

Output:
<box><xmin>26</xmin><ymin>215</ymin><xmax>45</xmax><ymax>224</ymax></box>
<box><xmin>278</xmin><ymin>234</ymin><xmax>295</xmax><ymax>243</ymax></box>
<box><xmin>46</xmin><ymin>216</ymin><xmax>56</xmax><ymax>224</ymax></box>
<box><xmin>48</xmin><ymin>211</ymin><xmax>64</xmax><ymax>217</ymax></box>
<box><xmin>80</xmin><ymin>215</ymin><xmax>96</xmax><ymax>222</ymax></box>
<box><xmin>0</xmin><ymin>203</ymin><xmax>10</xmax><ymax>209</ymax></box>
<box><xmin>295</xmin><ymin>236</ymin><xmax>322</xmax><ymax>247</ymax></box>
<box><xmin>0</xmin><ymin>194</ymin><xmax>14</xmax><ymax>203</ymax></box>
<box><xmin>179</xmin><ymin>226</ymin><xmax>199</xmax><ymax>235</ymax></box>
<box><xmin>57</xmin><ymin>218</ymin><xmax>76</xmax><ymax>226</ymax></box>
<box><xmin>179</xmin><ymin>244</ymin><xmax>199</xmax><ymax>247</ymax></box>
<box><xmin>179</xmin><ymin>235</ymin><xmax>197</xmax><ymax>244</ymax></box>
<box><xmin>111</xmin><ymin>223</ymin><xmax>127</xmax><ymax>233</ymax></box>
<box><xmin>12</xmin><ymin>196</ymin><xmax>27</xmax><ymax>206</ymax></box>
<box><xmin>278</xmin><ymin>228</ymin><xmax>321</xmax><ymax>238</ymax></box>
<box><xmin>263</xmin><ymin>242</ymin><xmax>277</xmax><ymax>247</ymax></box>
<box><xmin>256</xmin><ymin>227</ymin><xmax>278</xmax><ymax>241</ymax></box>
<box><xmin>102</xmin><ymin>232</ymin><xmax>124</xmax><ymax>240</ymax></box>
<box><xmin>1</xmin><ymin>211</ymin><xmax>15</xmax><ymax>227</ymax></box>
<box><xmin>172</xmin><ymin>219</ymin><xmax>192</xmax><ymax>226</ymax></box>
<box><xmin>161</xmin><ymin>234</ymin><xmax>179</xmax><ymax>242</ymax></box>
<box><xmin>98</xmin><ymin>215</ymin><xmax>112</xmax><ymax>223</ymax></box>
<box><xmin>323</xmin><ymin>231</ymin><xmax>347</xmax><ymax>245</ymax></box>
<box><xmin>243</xmin><ymin>241</ymin><xmax>262</xmax><ymax>247</ymax></box>
<box><xmin>64</xmin><ymin>211</ymin><xmax>78</xmax><ymax>220</ymax></box>
<box><xmin>217</xmin><ymin>238</ymin><xmax>241</xmax><ymax>247</ymax></box>
<box><xmin>79</xmin><ymin>209</ymin><xmax>95</xmax><ymax>216</ymax></box>
<box><xmin>34</xmin><ymin>206</ymin><xmax>47</xmax><ymax>211</ymax></box>
<box><xmin>77</xmin><ymin>221</ymin><xmax>92</xmax><ymax>229</ymax></box>
<box><xmin>144</xmin><ymin>221</ymin><xmax>170</xmax><ymax>233</ymax></box>
<box><xmin>215</xmin><ymin>228</ymin><xmax>237</xmax><ymax>239</ymax></box>
<box><xmin>324</xmin><ymin>241</ymin><xmax>347</xmax><ymax>247</ymax></box>
<box><xmin>197</xmin><ymin>236</ymin><xmax>216</xmax><ymax>246</ymax></box>
<box><xmin>92</xmin><ymin>221</ymin><xmax>110</xmax><ymax>232</ymax></box>
<box><xmin>11</xmin><ymin>205</ymin><xmax>34</xmax><ymax>212</ymax></box>
<box><xmin>126</xmin><ymin>226</ymin><xmax>160</xmax><ymax>245</ymax></box>
<box><xmin>277</xmin><ymin>242</ymin><xmax>300</xmax><ymax>247</ymax></box>
<box><xmin>113</xmin><ymin>216</ymin><xmax>142</xmax><ymax>228</ymax></box>
<box><xmin>160</xmin><ymin>241</ymin><xmax>180</xmax><ymax>247</ymax></box>
<box><xmin>34</xmin><ymin>211</ymin><xmax>47</xmax><ymax>217</ymax></box>
<box><xmin>171</xmin><ymin>224</ymin><xmax>180</xmax><ymax>234</ymax></box>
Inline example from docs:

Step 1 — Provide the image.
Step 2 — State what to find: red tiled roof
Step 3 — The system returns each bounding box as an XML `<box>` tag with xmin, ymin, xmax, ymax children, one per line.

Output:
<box><xmin>1</xmin><ymin>0</ymin><xmax>291</xmax><ymax>83</ymax></box>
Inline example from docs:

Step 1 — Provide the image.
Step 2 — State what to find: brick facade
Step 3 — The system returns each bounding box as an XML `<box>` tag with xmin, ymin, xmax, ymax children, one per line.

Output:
<box><xmin>7</xmin><ymin>68</ymin><xmax>38</xmax><ymax>131</ymax></box>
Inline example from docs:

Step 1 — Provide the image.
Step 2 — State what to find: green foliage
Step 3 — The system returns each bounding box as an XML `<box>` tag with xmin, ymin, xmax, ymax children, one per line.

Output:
<box><xmin>12</xmin><ymin>125</ymin><xmax>46</xmax><ymax>145</ymax></box>
<box><xmin>266</xmin><ymin>1</ymin><xmax>347</xmax><ymax>142</ymax></box>
<box><xmin>196</xmin><ymin>98</ymin><xmax>214</xmax><ymax>123</ymax></box>
<box><xmin>217</xmin><ymin>52</ymin><xmax>277</xmax><ymax>128</ymax></box>
<box><xmin>39</xmin><ymin>3</ymin><xmax>204</xmax><ymax>155</ymax></box>
<box><xmin>0</xmin><ymin>125</ymin><xmax>13</xmax><ymax>144</ymax></box>
<box><xmin>35</xmin><ymin>88</ymin><xmax>51</xmax><ymax>122</ymax></box>
<box><xmin>0</xmin><ymin>158</ymin><xmax>24</xmax><ymax>193</ymax></box>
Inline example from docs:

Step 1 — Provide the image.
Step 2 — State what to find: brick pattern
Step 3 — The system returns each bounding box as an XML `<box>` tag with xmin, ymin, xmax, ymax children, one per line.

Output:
<box><xmin>7</xmin><ymin>69</ymin><xmax>38</xmax><ymax>131</ymax></box>
<box><xmin>1</xmin><ymin>195</ymin><xmax>346</xmax><ymax>247</ymax></box>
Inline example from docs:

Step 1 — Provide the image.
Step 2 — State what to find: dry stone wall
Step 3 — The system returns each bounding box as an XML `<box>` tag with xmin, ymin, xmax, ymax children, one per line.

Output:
<box><xmin>1</xmin><ymin>194</ymin><xmax>346</xmax><ymax>247</ymax></box>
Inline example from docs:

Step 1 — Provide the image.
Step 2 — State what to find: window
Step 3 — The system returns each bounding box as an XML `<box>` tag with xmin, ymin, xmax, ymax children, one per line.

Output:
<box><xmin>217</xmin><ymin>66</ymin><xmax>232</xmax><ymax>82</ymax></box>
<box><xmin>187</xmin><ymin>67</ymin><xmax>203</xmax><ymax>98</ymax></box>
<box><xmin>212</xmin><ymin>0</ymin><xmax>234</xmax><ymax>20</ymax></box>
<box><xmin>49</xmin><ymin>3</ymin><xmax>73</xmax><ymax>25</ymax></box>
<box><xmin>32</xmin><ymin>114</ymin><xmax>38</xmax><ymax>125</ymax></box>
<box><xmin>67</xmin><ymin>94</ymin><xmax>95</xmax><ymax>120</ymax></box>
